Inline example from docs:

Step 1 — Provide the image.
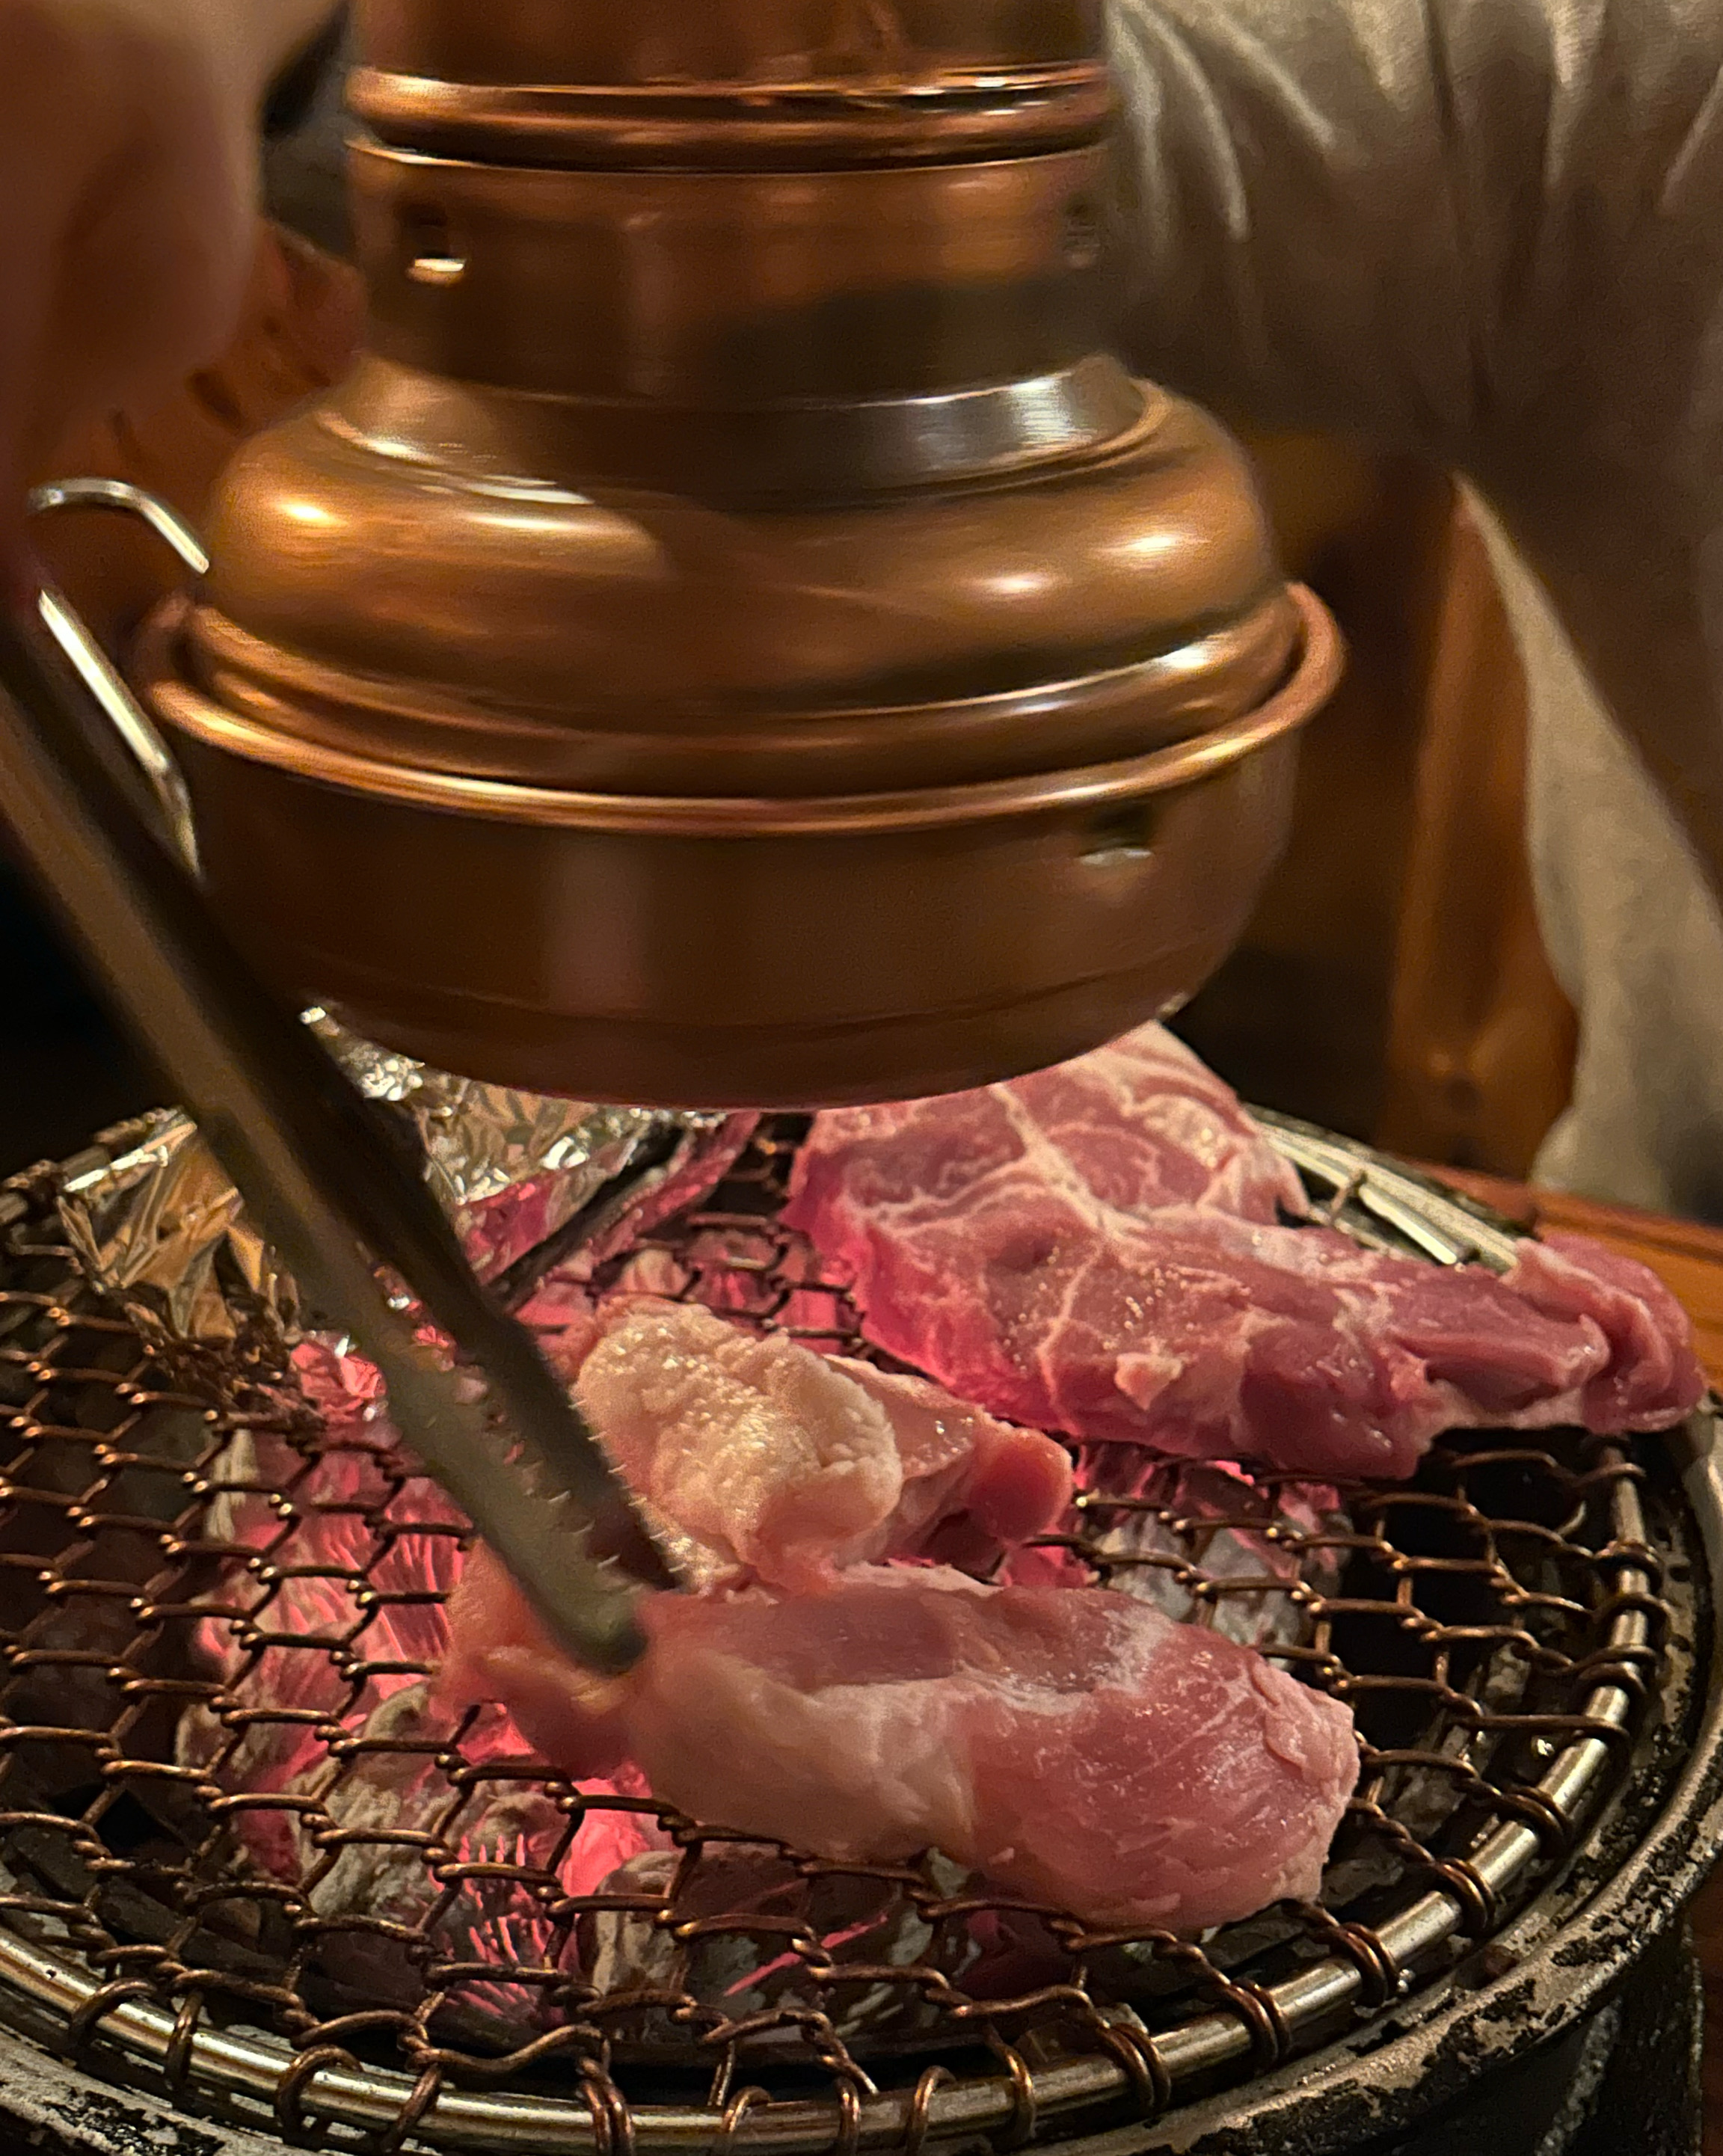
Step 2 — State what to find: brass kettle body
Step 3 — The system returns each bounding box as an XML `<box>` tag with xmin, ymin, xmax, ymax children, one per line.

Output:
<box><xmin>135</xmin><ymin>0</ymin><xmax>1341</xmax><ymax>1107</ymax></box>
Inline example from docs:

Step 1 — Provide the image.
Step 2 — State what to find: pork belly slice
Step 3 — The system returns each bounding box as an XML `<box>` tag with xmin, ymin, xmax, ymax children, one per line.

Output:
<box><xmin>440</xmin><ymin>1554</ymin><xmax>1357</xmax><ymax>1933</ymax></box>
<box><xmin>782</xmin><ymin>1025</ymin><xmax>1704</xmax><ymax>1481</ymax></box>
<box><xmin>574</xmin><ymin>1300</ymin><xmax>1072</xmax><ymax>1591</ymax></box>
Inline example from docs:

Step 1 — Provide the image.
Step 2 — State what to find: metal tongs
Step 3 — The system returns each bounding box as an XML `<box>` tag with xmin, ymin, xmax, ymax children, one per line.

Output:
<box><xmin>0</xmin><ymin>484</ymin><xmax>677</xmax><ymax>1677</ymax></box>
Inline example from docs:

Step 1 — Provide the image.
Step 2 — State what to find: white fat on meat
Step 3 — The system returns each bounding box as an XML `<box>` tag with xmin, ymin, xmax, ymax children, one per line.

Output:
<box><xmin>441</xmin><ymin>1552</ymin><xmax>1358</xmax><ymax>1934</ymax></box>
<box><xmin>575</xmin><ymin>1300</ymin><xmax>1072</xmax><ymax>1592</ymax></box>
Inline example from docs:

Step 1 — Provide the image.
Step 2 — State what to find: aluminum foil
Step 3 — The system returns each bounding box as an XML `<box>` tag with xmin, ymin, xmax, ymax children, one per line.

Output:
<box><xmin>58</xmin><ymin>1114</ymin><xmax>301</xmax><ymax>1357</ymax></box>
<box><xmin>55</xmin><ymin>1009</ymin><xmax>756</xmax><ymax>1357</ymax></box>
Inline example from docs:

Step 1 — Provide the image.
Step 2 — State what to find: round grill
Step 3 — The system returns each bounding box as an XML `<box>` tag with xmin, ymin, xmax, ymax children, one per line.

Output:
<box><xmin>0</xmin><ymin>1114</ymin><xmax>1704</xmax><ymax>2153</ymax></box>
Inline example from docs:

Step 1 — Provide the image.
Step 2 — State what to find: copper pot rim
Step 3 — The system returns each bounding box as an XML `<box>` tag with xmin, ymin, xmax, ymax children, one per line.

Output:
<box><xmin>349</xmin><ymin>66</ymin><xmax>1114</xmax><ymax>169</ymax></box>
<box><xmin>148</xmin><ymin>585</ymin><xmax>1339</xmax><ymax>837</ymax></box>
<box><xmin>171</xmin><ymin>583</ymin><xmax>1297</xmax><ymax>793</ymax></box>
<box><xmin>353</xmin><ymin>134</ymin><xmax>1101</xmax><ymax>191</ymax></box>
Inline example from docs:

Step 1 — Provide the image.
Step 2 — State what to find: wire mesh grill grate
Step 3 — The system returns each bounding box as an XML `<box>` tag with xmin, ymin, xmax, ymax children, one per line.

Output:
<box><xmin>0</xmin><ymin>1114</ymin><xmax>1686</xmax><ymax>2152</ymax></box>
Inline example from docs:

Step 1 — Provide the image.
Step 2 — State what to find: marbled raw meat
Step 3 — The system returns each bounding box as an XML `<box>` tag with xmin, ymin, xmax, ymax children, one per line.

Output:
<box><xmin>574</xmin><ymin>1300</ymin><xmax>1072</xmax><ymax>1590</ymax></box>
<box><xmin>782</xmin><ymin>1025</ymin><xmax>1704</xmax><ymax>1479</ymax></box>
<box><xmin>440</xmin><ymin>1555</ymin><xmax>1357</xmax><ymax>1932</ymax></box>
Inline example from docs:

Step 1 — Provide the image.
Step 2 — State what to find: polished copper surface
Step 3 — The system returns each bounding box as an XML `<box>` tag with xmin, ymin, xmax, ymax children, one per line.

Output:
<box><xmin>138</xmin><ymin>0</ymin><xmax>1341</xmax><ymax>1105</ymax></box>
<box><xmin>141</xmin><ymin>593</ymin><xmax>1336</xmax><ymax>1105</ymax></box>
<box><xmin>351</xmin><ymin>0</ymin><xmax>1110</xmax><ymax>168</ymax></box>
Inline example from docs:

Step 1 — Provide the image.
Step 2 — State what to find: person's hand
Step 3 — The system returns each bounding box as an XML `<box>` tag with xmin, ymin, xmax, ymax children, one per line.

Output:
<box><xmin>0</xmin><ymin>0</ymin><xmax>299</xmax><ymax>580</ymax></box>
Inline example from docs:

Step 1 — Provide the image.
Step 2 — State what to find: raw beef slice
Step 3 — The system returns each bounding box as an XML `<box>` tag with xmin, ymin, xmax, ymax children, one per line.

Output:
<box><xmin>781</xmin><ymin>1024</ymin><xmax>1703</xmax><ymax>1479</ymax></box>
<box><xmin>441</xmin><ymin>1553</ymin><xmax>1357</xmax><ymax>1933</ymax></box>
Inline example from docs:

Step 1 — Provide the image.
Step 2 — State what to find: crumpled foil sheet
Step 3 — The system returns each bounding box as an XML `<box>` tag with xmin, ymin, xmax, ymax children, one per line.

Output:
<box><xmin>58</xmin><ymin>1114</ymin><xmax>301</xmax><ymax>1355</ymax></box>
<box><xmin>55</xmin><ymin>1008</ymin><xmax>756</xmax><ymax>1357</ymax></box>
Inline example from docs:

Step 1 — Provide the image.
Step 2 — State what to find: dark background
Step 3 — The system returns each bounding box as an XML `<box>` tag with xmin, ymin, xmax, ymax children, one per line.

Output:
<box><xmin>0</xmin><ymin>862</ymin><xmax>157</xmax><ymax>1170</ymax></box>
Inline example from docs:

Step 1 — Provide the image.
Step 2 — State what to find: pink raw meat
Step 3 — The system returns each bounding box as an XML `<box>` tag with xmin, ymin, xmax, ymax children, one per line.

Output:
<box><xmin>574</xmin><ymin>1300</ymin><xmax>1072</xmax><ymax>1590</ymax></box>
<box><xmin>441</xmin><ymin>1553</ymin><xmax>1357</xmax><ymax>1932</ymax></box>
<box><xmin>832</xmin><ymin>1354</ymin><xmax>1074</xmax><ymax>1573</ymax></box>
<box><xmin>781</xmin><ymin>1024</ymin><xmax>1704</xmax><ymax>1480</ymax></box>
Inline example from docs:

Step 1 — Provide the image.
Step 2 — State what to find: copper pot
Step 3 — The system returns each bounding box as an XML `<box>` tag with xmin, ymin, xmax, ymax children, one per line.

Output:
<box><xmin>132</xmin><ymin>0</ymin><xmax>1341</xmax><ymax>1108</ymax></box>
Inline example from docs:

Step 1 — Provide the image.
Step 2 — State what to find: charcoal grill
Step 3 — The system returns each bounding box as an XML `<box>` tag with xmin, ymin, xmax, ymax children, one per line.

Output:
<box><xmin>0</xmin><ymin>1114</ymin><xmax>1716</xmax><ymax>2156</ymax></box>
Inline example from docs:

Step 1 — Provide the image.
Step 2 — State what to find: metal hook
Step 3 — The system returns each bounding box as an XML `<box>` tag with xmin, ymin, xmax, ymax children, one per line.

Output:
<box><xmin>27</xmin><ymin>478</ymin><xmax>209</xmax><ymax>876</ymax></box>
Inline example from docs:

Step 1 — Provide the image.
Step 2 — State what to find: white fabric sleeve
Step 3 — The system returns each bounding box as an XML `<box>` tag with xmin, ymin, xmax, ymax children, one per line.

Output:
<box><xmin>1107</xmin><ymin>0</ymin><xmax>1723</xmax><ymax>454</ymax></box>
<box><xmin>1105</xmin><ymin>0</ymin><xmax>1723</xmax><ymax>897</ymax></box>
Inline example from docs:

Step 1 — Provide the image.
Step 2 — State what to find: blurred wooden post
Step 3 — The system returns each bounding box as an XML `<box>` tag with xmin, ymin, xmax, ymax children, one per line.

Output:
<box><xmin>1179</xmin><ymin>432</ymin><xmax>1452</xmax><ymax>1140</ymax></box>
<box><xmin>1375</xmin><ymin>495</ymin><xmax>1578</xmax><ymax>1179</ymax></box>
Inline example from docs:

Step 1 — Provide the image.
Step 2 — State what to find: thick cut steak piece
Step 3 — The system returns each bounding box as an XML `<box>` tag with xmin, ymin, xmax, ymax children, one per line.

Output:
<box><xmin>441</xmin><ymin>1555</ymin><xmax>1357</xmax><ymax>1933</ymax></box>
<box><xmin>782</xmin><ymin>1025</ymin><xmax>1704</xmax><ymax>1478</ymax></box>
